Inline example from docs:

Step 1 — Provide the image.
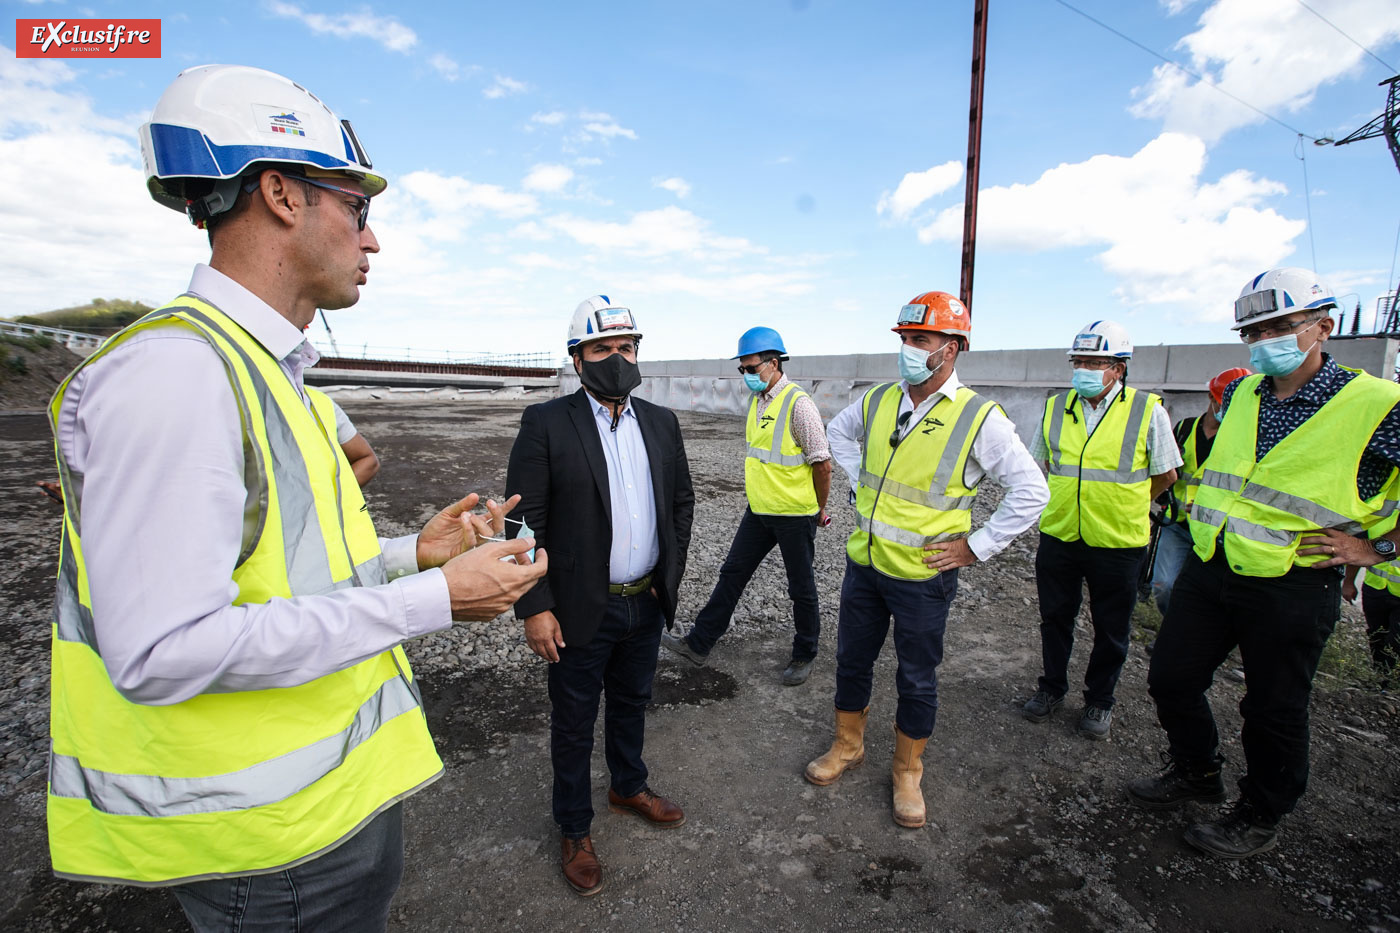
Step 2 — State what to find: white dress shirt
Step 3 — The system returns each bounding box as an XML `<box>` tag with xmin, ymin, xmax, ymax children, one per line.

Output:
<box><xmin>54</xmin><ymin>264</ymin><xmax>451</xmax><ymax>706</ymax></box>
<box><xmin>826</xmin><ymin>371</ymin><xmax>1050</xmax><ymax>561</ymax></box>
<box><xmin>588</xmin><ymin>394</ymin><xmax>661</xmax><ymax>583</ymax></box>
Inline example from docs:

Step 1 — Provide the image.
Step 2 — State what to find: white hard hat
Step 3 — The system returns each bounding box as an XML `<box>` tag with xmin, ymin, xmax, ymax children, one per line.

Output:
<box><xmin>567</xmin><ymin>296</ymin><xmax>643</xmax><ymax>350</ymax></box>
<box><xmin>139</xmin><ymin>64</ymin><xmax>386</xmax><ymax>226</ymax></box>
<box><xmin>1068</xmin><ymin>320</ymin><xmax>1132</xmax><ymax>359</ymax></box>
<box><xmin>1231</xmin><ymin>267</ymin><xmax>1337</xmax><ymax>330</ymax></box>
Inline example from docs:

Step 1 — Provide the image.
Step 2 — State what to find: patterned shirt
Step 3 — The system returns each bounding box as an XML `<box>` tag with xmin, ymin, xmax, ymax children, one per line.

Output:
<box><xmin>1220</xmin><ymin>354</ymin><xmax>1400</xmax><ymax>500</ymax></box>
<box><xmin>757</xmin><ymin>373</ymin><xmax>831</xmax><ymax>464</ymax></box>
<box><xmin>1029</xmin><ymin>383</ymin><xmax>1183</xmax><ymax>475</ymax></box>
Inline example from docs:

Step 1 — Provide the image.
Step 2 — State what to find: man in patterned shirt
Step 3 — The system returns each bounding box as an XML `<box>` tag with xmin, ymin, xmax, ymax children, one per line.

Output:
<box><xmin>662</xmin><ymin>327</ymin><xmax>832</xmax><ymax>685</ymax></box>
<box><xmin>1127</xmin><ymin>267</ymin><xmax>1400</xmax><ymax>859</ymax></box>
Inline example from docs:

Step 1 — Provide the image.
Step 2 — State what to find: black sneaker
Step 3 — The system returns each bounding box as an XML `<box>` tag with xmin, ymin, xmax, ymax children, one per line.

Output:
<box><xmin>1125</xmin><ymin>752</ymin><xmax>1226</xmax><ymax>810</ymax></box>
<box><xmin>1184</xmin><ymin>799</ymin><xmax>1279</xmax><ymax>859</ymax></box>
<box><xmin>1022</xmin><ymin>689</ymin><xmax>1064</xmax><ymax>723</ymax></box>
<box><xmin>660</xmin><ymin>629</ymin><xmax>708</xmax><ymax>667</ymax></box>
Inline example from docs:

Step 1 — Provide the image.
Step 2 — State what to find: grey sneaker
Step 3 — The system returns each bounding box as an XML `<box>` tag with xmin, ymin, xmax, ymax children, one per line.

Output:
<box><xmin>781</xmin><ymin>658</ymin><xmax>815</xmax><ymax>686</ymax></box>
<box><xmin>1077</xmin><ymin>705</ymin><xmax>1113</xmax><ymax>740</ymax></box>
<box><xmin>1184</xmin><ymin>799</ymin><xmax>1278</xmax><ymax>859</ymax></box>
<box><xmin>660</xmin><ymin>629</ymin><xmax>708</xmax><ymax>667</ymax></box>
<box><xmin>1022</xmin><ymin>690</ymin><xmax>1064</xmax><ymax>723</ymax></box>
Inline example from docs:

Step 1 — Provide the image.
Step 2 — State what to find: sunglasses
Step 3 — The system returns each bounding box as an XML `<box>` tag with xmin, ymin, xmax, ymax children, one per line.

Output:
<box><xmin>242</xmin><ymin>172</ymin><xmax>371</xmax><ymax>230</ymax></box>
<box><xmin>736</xmin><ymin>359</ymin><xmax>773</xmax><ymax>375</ymax></box>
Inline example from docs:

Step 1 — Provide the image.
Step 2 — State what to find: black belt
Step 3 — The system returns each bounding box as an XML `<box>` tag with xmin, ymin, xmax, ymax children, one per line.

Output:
<box><xmin>608</xmin><ymin>573</ymin><xmax>652</xmax><ymax>597</ymax></box>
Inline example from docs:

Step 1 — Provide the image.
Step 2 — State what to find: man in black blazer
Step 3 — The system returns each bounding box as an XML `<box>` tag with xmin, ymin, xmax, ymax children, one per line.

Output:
<box><xmin>506</xmin><ymin>296</ymin><xmax>694</xmax><ymax>896</ymax></box>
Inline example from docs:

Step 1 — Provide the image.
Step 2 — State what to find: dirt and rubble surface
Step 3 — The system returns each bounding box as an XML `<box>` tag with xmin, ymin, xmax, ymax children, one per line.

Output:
<box><xmin>2</xmin><ymin>396</ymin><xmax>1398</xmax><ymax>932</ymax></box>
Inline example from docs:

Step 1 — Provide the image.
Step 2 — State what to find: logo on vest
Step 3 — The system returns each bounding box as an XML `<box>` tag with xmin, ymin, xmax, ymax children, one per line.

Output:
<box><xmin>920</xmin><ymin>417</ymin><xmax>945</xmax><ymax>435</ymax></box>
<box><xmin>760</xmin><ymin>414</ymin><xmax>775</xmax><ymax>428</ymax></box>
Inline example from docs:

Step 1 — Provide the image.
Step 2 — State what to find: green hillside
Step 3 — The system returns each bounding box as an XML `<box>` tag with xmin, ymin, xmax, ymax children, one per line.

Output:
<box><xmin>10</xmin><ymin>298</ymin><xmax>153</xmax><ymax>335</ymax></box>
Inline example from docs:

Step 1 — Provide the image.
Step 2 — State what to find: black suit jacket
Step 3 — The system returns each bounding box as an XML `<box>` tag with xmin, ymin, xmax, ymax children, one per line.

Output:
<box><xmin>505</xmin><ymin>388</ymin><xmax>694</xmax><ymax>647</ymax></box>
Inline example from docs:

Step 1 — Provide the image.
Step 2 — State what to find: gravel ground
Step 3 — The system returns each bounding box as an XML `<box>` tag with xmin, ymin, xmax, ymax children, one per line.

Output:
<box><xmin>2</xmin><ymin>397</ymin><xmax>1398</xmax><ymax>931</ymax></box>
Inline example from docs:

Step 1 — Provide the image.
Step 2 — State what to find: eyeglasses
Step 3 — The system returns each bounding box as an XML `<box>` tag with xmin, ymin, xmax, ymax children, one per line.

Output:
<box><xmin>1238</xmin><ymin>316</ymin><xmax>1319</xmax><ymax>344</ymax></box>
<box><xmin>1069</xmin><ymin>358</ymin><xmax>1116</xmax><ymax>371</ymax></box>
<box><xmin>736</xmin><ymin>359</ymin><xmax>773</xmax><ymax>375</ymax></box>
<box><xmin>243</xmin><ymin>172</ymin><xmax>371</xmax><ymax>230</ymax></box>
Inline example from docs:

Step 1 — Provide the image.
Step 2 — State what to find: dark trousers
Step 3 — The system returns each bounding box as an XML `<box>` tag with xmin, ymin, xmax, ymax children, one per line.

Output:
<box><xmin>833</xmin><ymin>557</ymin><xmax>958</xmax><ymax>740</ymax></box>
<box><xmin>547</xmin><ymin>591</ymin><xmax>663</xmax><ymax>838</ymax></box>
<box><xmin>1361</xmin><ymin>583</ymin><xmax>1400</xmax><ymax>677</ymax></box>
<box><xmin>172</xmin><ymin>803</ymin><xmax>403</xmax><ymax>933</ymax></box>
<box><xmin>1148</xmin><ymin>550</ymin><xmax>1340</xmax><ymax>824</ymax></box>
<box><xmin>1034</xmin><ymin>532</ymin><xmax>1146</xmax><ymax>709</ymax></box>
<box><xmin>686</xmin><ymin>507</ymin><xmax>820</xmax><ymax>661</ymax></box>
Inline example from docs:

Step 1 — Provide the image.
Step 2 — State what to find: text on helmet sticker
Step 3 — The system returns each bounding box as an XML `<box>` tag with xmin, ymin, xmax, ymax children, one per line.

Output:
<box><xmin>1072</xmin><ymin>333</ymin><xmax>1105</xmax><ymax>351</ymax></box>
<box><xmin>595</xmin><ymin>308</ymin><xmax>635</xmax><ymax>332</ymax></box>
<box><xmin>254</xmin><ymin>104</ymin><xmax>310</xmax><ymax>138</ymax></box>
<box><xmin>896</xmin><ymin>304</ymin><xmax>927</xmax><ymax>326</ymax></box>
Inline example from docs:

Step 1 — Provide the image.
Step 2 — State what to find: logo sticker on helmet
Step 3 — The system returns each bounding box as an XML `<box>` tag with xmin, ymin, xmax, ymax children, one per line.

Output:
<box><xmin>256</xmin><ymin>105</ymin><xmax>311</xmax><ymax>138</ymax></box>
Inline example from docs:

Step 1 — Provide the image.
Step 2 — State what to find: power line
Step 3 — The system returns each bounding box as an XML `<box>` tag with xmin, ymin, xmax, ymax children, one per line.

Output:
<box><xmin>1049</xmin><ymin>0</ymin><xmax>1321</xmax><ymax>140</ymax></box>
<box><xmin>1295</xmin><ymin>0</ymin><xmax>1397</xmax><ymax>74</ymax></box>
<box><xmin>1295</xmin><ymin>134</ymin><xmax>1319</xmax><ymax>272</ymax></box>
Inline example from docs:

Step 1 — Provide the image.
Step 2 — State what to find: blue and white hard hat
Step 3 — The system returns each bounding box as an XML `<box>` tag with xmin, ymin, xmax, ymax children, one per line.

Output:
<box><xmin>1231</xmin><ymin>268</ymin><xmax>1337</xmax><ymax>330</ymax></box>
<box><xmin>732</xmin><ymin>326</ymin><xmax>788</xmax><ymax>359</ymax></box>
<box><xmin>1067</xmin><ymin>320</ymin><xmax>1133</xmax><ymax>359</ymax></box>
<box><xmin>567</xmin><ymin>295</ymin><xmax>643</xmax><ymax>350</ymax></box>
<box><xmin>139</xmin><ymin>64</ymin><xmax>386</xmax><ymax>226</ymax></box>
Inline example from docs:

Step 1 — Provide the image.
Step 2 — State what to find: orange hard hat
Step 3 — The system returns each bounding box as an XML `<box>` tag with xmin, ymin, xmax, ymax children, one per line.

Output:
<box><xmin>1209</xmin><ymin>367</ymin><xmax>1253</xmax><ymax>404</ymax></box>
<box><xmin>893</xmin><ymin>291</ymin><xmax>972</xmax><ymax>347</ymax></box>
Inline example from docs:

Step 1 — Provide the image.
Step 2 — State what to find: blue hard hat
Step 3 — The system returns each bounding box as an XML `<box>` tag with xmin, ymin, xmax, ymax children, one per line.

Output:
<box><xmin>733</xmin><ymin>326</ymin><xmax>787</xmax><ymax>359</ymax></box>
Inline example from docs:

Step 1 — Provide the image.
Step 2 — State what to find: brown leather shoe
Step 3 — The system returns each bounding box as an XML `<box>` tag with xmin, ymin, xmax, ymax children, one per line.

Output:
<box><xmin>607</xmin><ymin>786</ymin><xmax>686</xmax><ymax>828</ymax></box>
<box><xmin>560</xmin><ymin>835</ymin><xmax>603</xmax><ymax>896</ymax></box>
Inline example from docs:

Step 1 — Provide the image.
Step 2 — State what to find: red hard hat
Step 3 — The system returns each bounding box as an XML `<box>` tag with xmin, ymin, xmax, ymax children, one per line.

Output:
<box><xmin>1209</xmin><ymin>367</ymin><xmax>1253</xmax><ymax>404</ymax></box>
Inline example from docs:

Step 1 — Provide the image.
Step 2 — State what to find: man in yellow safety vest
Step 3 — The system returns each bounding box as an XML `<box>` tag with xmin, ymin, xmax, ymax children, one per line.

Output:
<box><xmin>47</xmin><ymin>65</ymin><xmax>546</xmax><ymax>930</ymax></box>
<box><xmin>662</xmin><ymin>326</ymin><xmax>833</xmax><ymax>685</ymax></box>
<box><xmin>808</xmin><ymin>291</ymin><xmax>1048</xmax><ymax>828</ymax></box>
<box><xmin>1127</xmin><ymin>268</ymin><xmax>1400</xmax><ymax>859</ymax></box>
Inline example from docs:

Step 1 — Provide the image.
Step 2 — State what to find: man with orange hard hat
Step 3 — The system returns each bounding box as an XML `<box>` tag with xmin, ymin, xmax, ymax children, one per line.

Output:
<box><xmin>1151</xmin><ymin>367</ymin><xmax>1255</xmax><ymax>618</ymax></box>
<box><xmin>811</xmin><ymin>291</ymin><xmax>1048</xmax><ymax>829</ymax></box>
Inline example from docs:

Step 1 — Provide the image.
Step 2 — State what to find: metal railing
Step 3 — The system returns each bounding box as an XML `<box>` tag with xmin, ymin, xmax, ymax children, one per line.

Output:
<box><xmin>0</xmin><ymin>321</ymin><xmax>105</xmax><ymax>350</ymax></box>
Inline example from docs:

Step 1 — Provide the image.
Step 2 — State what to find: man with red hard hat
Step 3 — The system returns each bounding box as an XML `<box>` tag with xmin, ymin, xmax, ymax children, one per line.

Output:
<box><xmin>811</xmin><ymin>291</ymin><xmax>1047</xmax><ymax>829</ymax></box>
<box><xmin>1150</xmin><ymin>367</ymin><xmax>1255</xmax><ymax>618</ymax></box>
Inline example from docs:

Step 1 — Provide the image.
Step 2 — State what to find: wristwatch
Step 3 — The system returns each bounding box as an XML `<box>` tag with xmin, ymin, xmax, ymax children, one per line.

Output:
<box><xmin>1373</xmin><ymin>538</ymin><xmax>1397</xmax><ymax>559</ymax></box>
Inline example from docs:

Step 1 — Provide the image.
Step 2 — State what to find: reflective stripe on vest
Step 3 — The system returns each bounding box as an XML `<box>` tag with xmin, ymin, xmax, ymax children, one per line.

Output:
<box><xmin>1040</xmin><ymin>385</ymin><xmax>1159</xmax><ymax>548</ymax></box>
<box><xmin>1170</xmin><ymin>416</ymin><xmax>1202</xmax><ymax>523</ymax></box>
<box><xmin>46</xmin><ymin>296</ymin><xmax>442</xmax><ymax>886</ymax></box>
<box><xmin>1189</xmin><ymin>370</ymin><xmax>1400</xmax><ymax>577</ymax></box>
<box><xmin>1365</xmin><ymin>560</ymin><xmax>1400</xmax><ymax>596</ymax></box>
<box><xmin>744</xmin><ymin>382</ymin><xmax>818</xmax><ymax>515</ymax></box>
<box><xmin>847</xmin><ymin>382</ymin><xmax>996</xmax><ymax>579</ymax></box>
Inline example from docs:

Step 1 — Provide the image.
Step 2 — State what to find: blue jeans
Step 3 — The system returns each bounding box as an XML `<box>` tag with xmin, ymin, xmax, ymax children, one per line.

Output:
<box><xmin>833</xmin><ymin>557</ymin><xmax>958</xmax><ymax>740</ymax></box>
<box><xmin>686</xmin><ymin>507</ymin><xmax>820</xmax><ymax>662</ymax></box>
<box><xmin>548</xmin><ymin>591</ymin><xmax>663</xmax><ymax>838</ymax></box>
<box><xmin>172</xmin><ymin>802</ymin><xmax>403</xmax><ymax>933</ymax></box>
<box><xmin>1035</xmin><ymin>532</ymin><xmax>1146</xmax><ymax>709</ymax></box>
<box><xmin>1151</xmin><ymin>521</ymin><xmax>1194</xmax><ymax>617</ymax></box>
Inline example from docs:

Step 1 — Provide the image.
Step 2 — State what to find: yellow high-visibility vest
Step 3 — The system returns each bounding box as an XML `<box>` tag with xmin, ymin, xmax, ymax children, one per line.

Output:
<box><xmin>1169</xmin><ymin>416</ymin><xmax>1203</xmax><ymax>524</ymax></box>
<box><xmin>1190</xmin><ymin>370</ymin><xmax>1400</xmax><ymax>578</ymax></box>
<box><xmin>847</xmin><ymin>382</ymin><xmax>997</xmax><ymax>580</ymax></box>
<box><xmin>1040</xmin><ymin>385</ymin><xmax>1161</xmax><ymax>548</ymax></box>
<box><xmin>745</xmin><ymin>382</ymin><xmax>818</xmax><ymax>516</ymax></box>
<box><xmin>47</xmin><ymin>296</ymin><xmax>442</xmax><ymax>886</ymax></box>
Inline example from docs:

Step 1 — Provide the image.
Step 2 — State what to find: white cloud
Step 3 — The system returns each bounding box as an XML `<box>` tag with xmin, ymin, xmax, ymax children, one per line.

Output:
<box><xmin>917</xmin><ymin>133</ymin><xmax>1304</xmax><ymax>318</ymax></box>
<box><xmin>1131</xmin><ymin>0</ymin><xmax>1400</xmax><ymax>142</ymax></box>
<box><xmin>1160</xmin><ymin>0</ymin><xmax>1198</xmax><ymax>13</ymax></box>
<box><xmin>574</xmin><ymin>156</ymin><xmax>603</xmax><ymax>166</ymax></box>
<box><xmin>654</xmin><ymin>177</ymin><xmax>692</xmax><ymax>199</ymax></box>
<box><xmin>577</xmin><ymin>111</ymin><xmax>637</xmax><ymax>141</ymax></box>
<box><xmin>483</xmin><ymin>75</ymin><xmax>527</xmax><ymax>99</ymax></box>
<box><xmin>522</xmin><ymin>163</ymin><xmax>574</xmax><ymax>193</ymax></box>
<box><xmin>397</xmin><ymin>171</ymin><xmax>540</xmax><ymax>222</ymax></box>
<box><xmin>428</xmin><ymin>53</ymin><xmax>463</xmax><ymax>81</ymax></box>
<box><xmin>530</xmin><ymin>110</ymin><xmax>566</xmax><ymax>125</ymax></box>
<box><xmin>875</xmin><ymin>160</ymin><xmax>963</xmax><ymax>220</ymax></box>
<box><xmin>546</xmin><ymin>206</ymin><xmax>760</xmax><ymax>260</ymax></box>
<box><xmin>267</xmin><ymin>2</ymin><xmax>418</xmax><ymax>53</ymax></box>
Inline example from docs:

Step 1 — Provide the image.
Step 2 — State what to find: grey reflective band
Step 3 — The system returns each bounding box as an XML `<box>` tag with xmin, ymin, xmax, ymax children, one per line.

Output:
<box><xmin>1369</xmin><ymin>564</ymin><xmax>1400</xmax><ymax>585</ymax></box>
<box><xmin>49</xmin><ymin>676</ymin><xmax>420</xmax><ymax>817</ymax></box>
<box><xmin>746</xmin><ymin>386</ymin><xmax>807</xmax><ymax>467</ymax></box>
<box><xmin>1237</xmin><ymin>482</ymin><xmax>1363</xmax><ymax>533</ymax></box>
<box><xmin>1192</xmin><ymin>506</ymin><xmax>1297</xmax><ymax>547</ymax></box>
<box><xmin>858</xmin><ymin>470</ymin><xmax>975</xmax><ymax>512</ymax></box>
<box><xmin>1379</xmin><ymin>500</ymin><xmax>1400</xmax><ymax>520</ymax></box>
<box><xmin>1045</xmin><ymin>394</ymin><xmax>1066</xmax><ymax>467</ymax></box>
<box><xmin>1198</xmin><ymin>469</ymin><xmax>1244</xmax><ymax>493</ymax></box>
<box><xmin>1115</xmin><ymin>390</ymin><xmax>1150</xmax><ymax>477</ymax></box>
<box><xmin>856</xmin><ymin>512</ymin><xmax>964</xmax><ymax>549</ymax></box>
<box><xmin>1045</xmin><ymin>389</ymin><xmax>1149</xmax><ymax>484</ymax></box>
<box><xmin>1047</xmin><ymin>464</ymin><xmax>1149</xmax><ymax>483</ymax></box>
<box><xmin>54</xmin><ymin>523</ymin><xmax>97</xmax><ymax>649</ymax></box>
<box><xmin>861</xmin><ymin>383</ymin><xmax>898</xmax><ymax>453</ymax></box>
<box><xmin>931</xmin><ymin>395</ymin><xmax>993</xmax><ymax>490</ymax></box>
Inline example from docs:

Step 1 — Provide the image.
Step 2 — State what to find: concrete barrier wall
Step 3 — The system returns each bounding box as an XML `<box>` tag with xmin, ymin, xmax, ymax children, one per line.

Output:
<box><xmin>560</xmin><ymin>337</ymin><xmax>1397</xmax><ymax>445</ymax></box>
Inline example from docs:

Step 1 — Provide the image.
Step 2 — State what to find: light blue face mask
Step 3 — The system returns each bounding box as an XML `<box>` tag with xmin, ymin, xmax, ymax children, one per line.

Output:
<box><xmin>1071</xmin><ymin>367</ymin><xmax>1107</xmax><ymax>398</ymax></box>
<box><xmin>743</xmin><ymin>372</ymin><xmax>768</xmax><ymax>392</ymax></box>
<box><xmin>1248</xmin><ymin>325</ymin><xmax>1318</xmax><ymax>377</ymax></box>
<box><xmin>898</xmin><ymin>343</ymin><xmax>947</xmax><ymax>385</ymax></box>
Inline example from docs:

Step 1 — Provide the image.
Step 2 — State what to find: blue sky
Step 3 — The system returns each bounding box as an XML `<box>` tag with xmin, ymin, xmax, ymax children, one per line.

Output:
<box><xmin>3</xmin><ymin>0</ymin><xmax>1398</xmax><ymax>362</ymax></box>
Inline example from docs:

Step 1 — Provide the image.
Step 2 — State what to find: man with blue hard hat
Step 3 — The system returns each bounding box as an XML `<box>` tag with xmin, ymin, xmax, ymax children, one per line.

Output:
<box><xmin>661</xmin><ymin>326</ymin><xmax>832</xmax><ymax>685</ymax></box>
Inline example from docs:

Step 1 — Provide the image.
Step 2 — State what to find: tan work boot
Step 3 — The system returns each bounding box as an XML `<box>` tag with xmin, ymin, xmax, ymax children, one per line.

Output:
<box><xmin>891</xmin><ymin>725</ymin><xmax>929</xmax><ymax>828</ymax></box>
<box><xmin>804</xmin><ymin>707</ymin><xmax>868</xmax><ymax>786</ymax></box>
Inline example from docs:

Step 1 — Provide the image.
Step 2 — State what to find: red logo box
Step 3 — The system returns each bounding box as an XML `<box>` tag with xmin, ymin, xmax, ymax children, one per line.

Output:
<box><xmin>16</xmin><ymin>19</ymin><xmax>161</xmax><ymax>58</ymax></box>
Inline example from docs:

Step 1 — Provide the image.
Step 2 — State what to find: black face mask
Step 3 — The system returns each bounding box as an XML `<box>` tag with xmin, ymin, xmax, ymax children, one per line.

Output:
<box><xmin>578</xmin><ymin>353</ymin><xmax>642</xmax><ymax>409</ymax></box>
